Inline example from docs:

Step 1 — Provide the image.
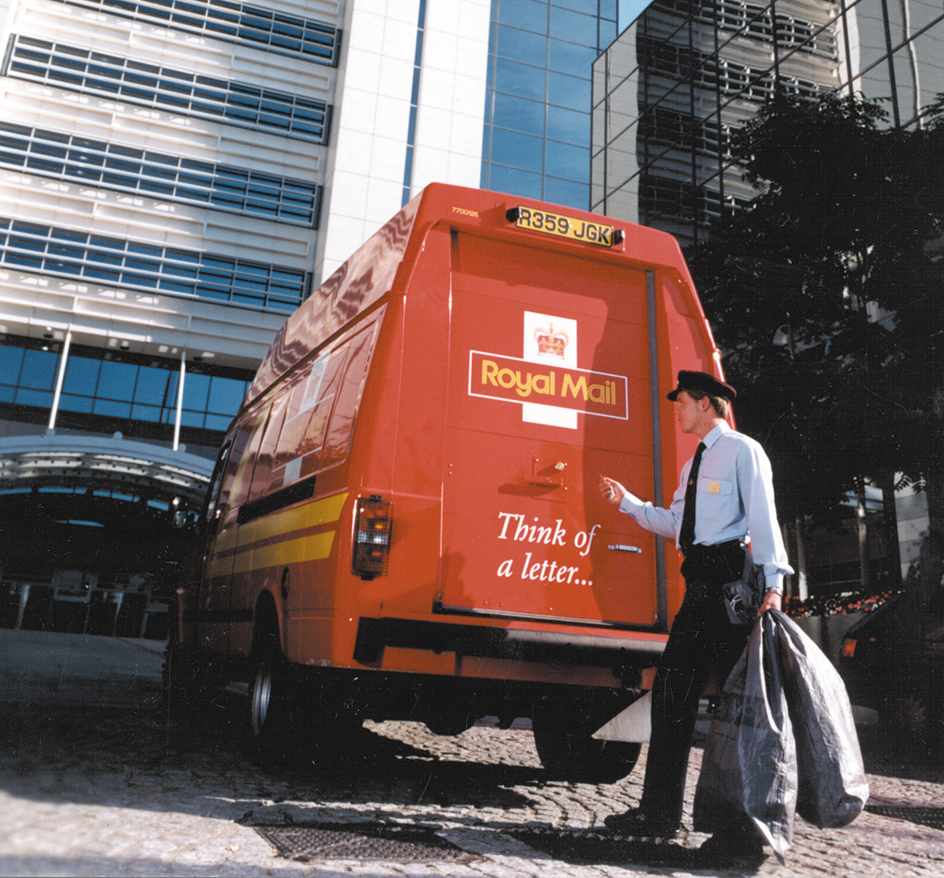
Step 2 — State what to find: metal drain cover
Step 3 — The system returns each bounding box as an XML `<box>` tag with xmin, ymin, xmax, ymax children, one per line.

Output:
<box><xmin>252</xmin><ymin>822</ymin><xmax>476</xmax><ymax>863</ymax></box>
<box><xmin>508</xmin><ymin>828</ymin><xmax>695</xmax><ymax>868</ymax></box>
<box><xmin>866</xmin><ymin>805</ymin><xmax>944</xmax><ymax>831</ymax></box>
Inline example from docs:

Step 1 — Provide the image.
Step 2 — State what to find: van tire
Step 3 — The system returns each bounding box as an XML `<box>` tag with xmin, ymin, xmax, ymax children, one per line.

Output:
<box><xmin>244</xmin><ymin>621</ymin><xmax>289</xmax><ymax>763</ymax></box>
<box><xmin>532</xmin><ymin>702</ymin><xmax>641</xmax><ymax>783</ymax></box>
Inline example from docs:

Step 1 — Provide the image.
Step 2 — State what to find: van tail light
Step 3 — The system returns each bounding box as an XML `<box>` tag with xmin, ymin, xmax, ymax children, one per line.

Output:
<box><xmin>841</xmin><ymin>637</ymin><xmax>857</xmax><ymax>659</ymax></box>
<box><xmin>353</xmin><ymin>495</ymin><xmax>393</xmax><ymax>580</ymax></box>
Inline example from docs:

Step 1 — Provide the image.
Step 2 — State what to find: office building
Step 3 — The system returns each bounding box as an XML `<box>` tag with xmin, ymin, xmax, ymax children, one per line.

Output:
<box><xmin>591</xmin><ymin>0</ymin><xmax>944</xmax><ymax>243</ymax></box>
<box><xmin>591</xmin><ymin>0</ymin><xmax>944</xmax><ymax>587</ymax></box>
<box><xmin>482</xmin><ymin>0</ymin><xmax>619</xmax><ymax>208</ymax></box>
<box><xmin>0</xmin><ymin>0</ymin><xmax>622</xmax><ymax>634</ymax></box>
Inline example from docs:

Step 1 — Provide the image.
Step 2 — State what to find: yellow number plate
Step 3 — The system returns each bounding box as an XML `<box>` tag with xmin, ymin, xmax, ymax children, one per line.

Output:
<box><xmin>510</xmin><ymin>206</ymin><xmax>619</xmax><ymax>247</ymax></box>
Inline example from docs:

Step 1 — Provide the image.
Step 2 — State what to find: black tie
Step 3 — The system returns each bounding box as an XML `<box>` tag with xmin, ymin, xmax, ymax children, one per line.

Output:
<box><xmin>679</xmin><ymin>442</ymin><xmax>705</xmax><ymax>554</ymax></box>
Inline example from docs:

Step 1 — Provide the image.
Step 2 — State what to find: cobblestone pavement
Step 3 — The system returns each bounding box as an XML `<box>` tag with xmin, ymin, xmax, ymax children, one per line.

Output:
<box><xmin>0</xmin><ymin>629</ymin><xmax>942</xmax><ymax>878</ymax></box>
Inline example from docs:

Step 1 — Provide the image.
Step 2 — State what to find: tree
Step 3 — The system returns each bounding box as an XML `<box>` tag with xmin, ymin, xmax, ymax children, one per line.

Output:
<box><xmin>687</xmin><ymin>92</ymin><xmax>944</xmax><ymax>590</ymax></box>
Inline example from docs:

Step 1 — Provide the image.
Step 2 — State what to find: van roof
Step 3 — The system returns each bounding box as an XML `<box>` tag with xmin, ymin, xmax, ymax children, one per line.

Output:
<box><xmin>247</xmin><ymin>183</ymin><xmax>699</xmax><ymax>406</ymax></box>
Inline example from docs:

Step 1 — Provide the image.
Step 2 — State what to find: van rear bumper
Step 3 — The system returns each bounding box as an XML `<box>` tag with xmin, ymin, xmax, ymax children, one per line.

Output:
<box><xmin>353</xmin><ymin>616</ymin><xmax>667</xmax><ymax>671</ymax></box>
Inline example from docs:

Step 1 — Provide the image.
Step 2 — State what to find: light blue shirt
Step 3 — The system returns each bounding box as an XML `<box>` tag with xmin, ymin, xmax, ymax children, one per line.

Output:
<box><xmin>619</xmin><ymin>422</ymin><xmax>794</xmax><ymax>591</ymax></box>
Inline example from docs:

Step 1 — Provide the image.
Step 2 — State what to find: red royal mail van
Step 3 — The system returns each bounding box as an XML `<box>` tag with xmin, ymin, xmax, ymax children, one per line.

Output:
<box><xmin>165</xmin><ymin>183</ymin><xmax>727</xmax><ymax>781</ymax></box>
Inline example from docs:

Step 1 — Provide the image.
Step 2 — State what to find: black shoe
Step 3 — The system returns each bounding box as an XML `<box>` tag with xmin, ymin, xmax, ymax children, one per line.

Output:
<box><xmin>695</xmin><ymin>826</ymin><xmax>766</xmax><ymax>869</ymax></box>
<box><xmin>604</xmin><ymin>808</ymin><xmax>679</xmax><ymax>839</ymax></box>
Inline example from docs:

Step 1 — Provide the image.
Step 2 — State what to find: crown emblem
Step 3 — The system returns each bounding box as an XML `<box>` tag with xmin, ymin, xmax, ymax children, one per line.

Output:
<box><xmin>535</xmin><ymin>323</ymin><xmax>569</xmax><ymax>358</ymax></box>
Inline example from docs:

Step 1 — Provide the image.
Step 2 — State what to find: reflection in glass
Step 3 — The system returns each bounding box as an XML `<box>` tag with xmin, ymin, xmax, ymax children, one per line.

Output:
<box><xmin>483</xmin><ymin>0</ymin><xmax>617</xmax><ymax>209</ymax></box>
<box><xmin>184</xmin><ymin>372</ymin><xmax>211</xmax><ymax>410</ymax></box>
<box><xmin>21</xmin><ymin>349</ymin><xmax>58</xmax><ymax>390</ymax></box>
<box><xmin>0</xmin><ymin>335</ymin><xmax>251</xmax><ymax>442</ymax></box>
<box><xmin>495</xmin><ymin>57</ymin><xmax>546</xmax><ymax>100</ymax></box>
<box><xmin>493</xmin><ymin>92</ymin><xmax>545</xmax><ymax>134</ymax></box>
<box><xmin>546</xmin><ymin>140</ymin><xmax>589</xmax><ymax>181</ymax></box>
<box><xmin>547</xmin><ymin>105</ymin><xmax>590</xmax><ymax>145</ymax></box>
<box><xmin>497</xmin><ymin>25</ymin><xmax>547</xmax><ymax>65</ymax></box>
<box><xmin>549</xmin><ymin>71</ymin><xmax>591</xmax><ymax>110</ymax></box>
<box><xmin>550</xmin><ymin>8</ymin><xmax>598</xmax><ymax>44</ymax></box>
<box><xmin>498</xmin><ymin>0</ymin><xmax>546</xmax><ymax>32</ymax></box>
<box><xmin>98</xmin><ymin>360</ymin><xmax>137</xmax><ymax>401</ymax></box>
<box><xmin>491</xmin><ymin>128</ymin><xmax>545</xmax><ymax>171</ymax></box>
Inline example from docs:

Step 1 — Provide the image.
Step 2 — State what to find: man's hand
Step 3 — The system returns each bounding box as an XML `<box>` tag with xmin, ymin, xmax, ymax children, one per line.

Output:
<box><xmin>758</xmin><ymin>590</ymin><xmax>782</xmax><ymax>615</ymax></box>
<box><xmin>599</xmin><ymin>476</ymin><xmax>626</xmax><ymax>506</ymax></box>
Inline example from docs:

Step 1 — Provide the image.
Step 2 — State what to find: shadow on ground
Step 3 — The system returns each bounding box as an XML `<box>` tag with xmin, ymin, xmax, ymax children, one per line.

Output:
<box><xmin>0</xmin><ymin>631</ymin><xmax>540</xmax><ymax>814</ymax></box>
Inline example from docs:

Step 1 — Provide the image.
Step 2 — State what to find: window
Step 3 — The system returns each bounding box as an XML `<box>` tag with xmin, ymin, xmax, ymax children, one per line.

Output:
<box><xmin>498</xmin><ymin>0</ymin><xmax>546</xmax><ymax>32</ymax></box>
<box><xmin>548</xmin><ymin>71</ymin><xmax>591</xmax><ymax>111</ymax></box>
<box><xmin>546</xmin><ymin>105</ymin><xmax>589</xmax><ymax>146</ymax></box>
<box><xmin>21</xmin><ymin>349</ymin><xmax>59</xmax><ymax>392</ymax></box>
<box><xmin>0</xmin><ymin>335</ymin><xmax>252</xmax><ymax>440</ymax></box>
<box><xmin>545</xmin><ymin>140</ymin><xmax>588</xmax><ymax>181</ymax></box>
<box><xmin>496</xmin><ymin>25</ymin><xmax>547</xmax><ymax>65</ymax></box>
<box><xmin>9</xmin><ymin>37</ymin><xmax>331</xmax><ymax>144</ymax></box>
<box><xmin>0</xmin><ymin>217</ymin><xmax>310</xmax><ymax>312</ymax></box>
<box><xmin>491</xmin><ymin>128</ymin><xmax>544</xmax><ymax>172</ymax></box>
<box><xmin>270</xmin><ymin>346</ymin><xmax>344</xmax><ymax>487</ymax></box>
<box><xmin>493</xmin><ymin>57</ymin><xmax>546</xmax><ymax>101</ymax></box>
<box><xmin>549</xmin><ymin>8</ymin><xmax>598</xmax><ymax>46</ymax></box>
<box><xmin>0</xmin><ymin>123</ymin><xmax>320</xmax><ymax>226</ymax></box>
<box><xmin>482</xmin><ymin>0</ymin><xmax>617</xmax><ymax>209</ymax></box>
<box><xmin>0</xmin><ymin>346</ymin><xmax>25</xmax><ymax>403</ymax></box>
<box><xmin>493</xmin><ymin>93</ymin><xmax>545</xmax><ymax>135</ymax></box>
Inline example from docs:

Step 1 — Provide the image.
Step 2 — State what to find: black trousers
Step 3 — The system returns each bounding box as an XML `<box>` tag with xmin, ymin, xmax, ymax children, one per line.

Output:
<box><xmin>639</xmin><ymin>547</ymin><xmax>750</xmax><ymax>827</ymax></box>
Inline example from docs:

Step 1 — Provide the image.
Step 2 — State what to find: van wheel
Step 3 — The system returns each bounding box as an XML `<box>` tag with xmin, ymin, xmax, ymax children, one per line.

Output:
<box><xmin>244</xmin><ymin>623</ymin><xmax>289</xmax><ymax>762</ymax></box>
<box><xmin>532</xmin><ymin>702</ymin><xmax>641</xmax><ymax>783</ymax></box>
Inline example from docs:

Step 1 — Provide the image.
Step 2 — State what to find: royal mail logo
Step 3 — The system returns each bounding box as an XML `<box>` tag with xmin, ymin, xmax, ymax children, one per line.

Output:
<box><xmin>534</xmin><ymin>323</ymin><xmax>569</xmax><ymax>359</ymax></box>
<box><xmin>469</xmin><ymin>351</ymin><xmax>628</xmax><ymax>420</ymax></box>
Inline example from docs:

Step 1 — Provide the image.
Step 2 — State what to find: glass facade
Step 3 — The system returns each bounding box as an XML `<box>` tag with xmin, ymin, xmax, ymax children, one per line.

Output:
<box><xmin>0</xmin><ymin>0</ymin><xmax>334</xmax><ymax>460</ymax></box>
<box><xmin>0</xmin><ymin>336</ymin><xmax>252</xmax><ymax>443</ymax></box>
<box><xmin>592</xmin><ymin>0</ymin><xmax>944</xmax><ymax>243</ymax></box>
<box><xmin>591</xmin><ymin>0</ymin><xmax>944</xmax><ymax>591</ymax></box>
<box><xmin>0</xmin><ymin>122</ymin><xmax>322</xmax><ymax>228</ymax></box>
<box><xmin>0</xmin><ymin>0</ymin><xmax>333</xmax><ymax>634</ymax></box>
<box><xmin>0</xmin><ymin>219</ymin><xmax>310</xmax><ymax>313</ymax></box>
<box><xmin>401</xmin><ymin>0</ymin><xmax>428</xmax><ymax>206</ymax></box>
<box><xmin>482</xmin><ymin>0</ymin><xmax>620</xmax><ymax>210</ymax></box>
<box><xmin>6</xmin><ymin>37</ymin><xmax>332</xmax><ymax>144</ymax></box>
<box><xmin>51</xmin><ymin>0</ymin><xmax>342</xmax><ymax>65</ymax></box>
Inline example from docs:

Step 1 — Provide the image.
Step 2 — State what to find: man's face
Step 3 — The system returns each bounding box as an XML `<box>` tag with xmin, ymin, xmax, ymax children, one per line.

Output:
<box><xmin>674</xmin><ymin>390</ymin><xmax>702</xmax><ymax>434</ymax></box>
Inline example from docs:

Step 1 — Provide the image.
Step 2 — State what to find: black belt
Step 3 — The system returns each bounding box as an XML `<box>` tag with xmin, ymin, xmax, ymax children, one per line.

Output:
<box><xmin>680</xmin><ymin>539</ymin><xmax>745</xmax><ymax>586</ymax></box>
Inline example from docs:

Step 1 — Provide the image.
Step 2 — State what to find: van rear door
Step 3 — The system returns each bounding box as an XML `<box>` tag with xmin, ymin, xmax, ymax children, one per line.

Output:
<box><xmin>440</xmin><ymin>231</ymin><xmax>665</xmax><ymax>632</ymax></box>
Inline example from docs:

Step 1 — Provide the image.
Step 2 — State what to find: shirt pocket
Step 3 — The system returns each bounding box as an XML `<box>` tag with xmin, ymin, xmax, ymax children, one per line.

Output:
<box><xmin>697</xmin><ymin>477</ymin><xmax>735</xmax><ymax>522</ymax></box>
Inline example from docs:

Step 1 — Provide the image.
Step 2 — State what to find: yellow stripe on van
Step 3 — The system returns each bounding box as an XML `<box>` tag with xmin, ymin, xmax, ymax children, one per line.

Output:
<box><xmin>230</xmin><ymin>491</ymin><xmax>349</xmax><ymax>576</ymax></box>
<box><xmin>251</xmin><ymin>492</ymin><xmax>348</xmax><ymax>543</ymax></box>
<box><xmin>240</xmin><ymin>531</ymin><xmax>336</xmax><ymax>573</ymax></box>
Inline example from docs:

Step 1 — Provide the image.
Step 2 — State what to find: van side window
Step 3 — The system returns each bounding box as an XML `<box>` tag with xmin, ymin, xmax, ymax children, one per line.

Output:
<box><xmin>247</xmin><ymin>391</ymin><xmax>290</xmax><ymax>501</ymax></box>
<box><xmin>202</xmin><ymin>441</ymin><xmax>231</xmax><ymax>528</ymax></box>
<box><xmin>322</xmin><ymin>322</ymin><xmax>380</xmax><ymax>469</ymax></box>
<box><xmin>268</xmin><ymin>344</ymin><xmax>349</xmax><ymax>491</ymax></box>
<box><xmin>218</xmin><ymin>405</ymin><xmax>270</xmax><ymax>528</ymax></box>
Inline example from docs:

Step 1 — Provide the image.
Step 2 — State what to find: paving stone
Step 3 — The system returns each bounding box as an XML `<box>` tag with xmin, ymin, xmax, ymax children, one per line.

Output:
<box><xmin>1</xmin><ymin>630</ymin><xmax>943</xmax><ymax>877</ymax></box>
